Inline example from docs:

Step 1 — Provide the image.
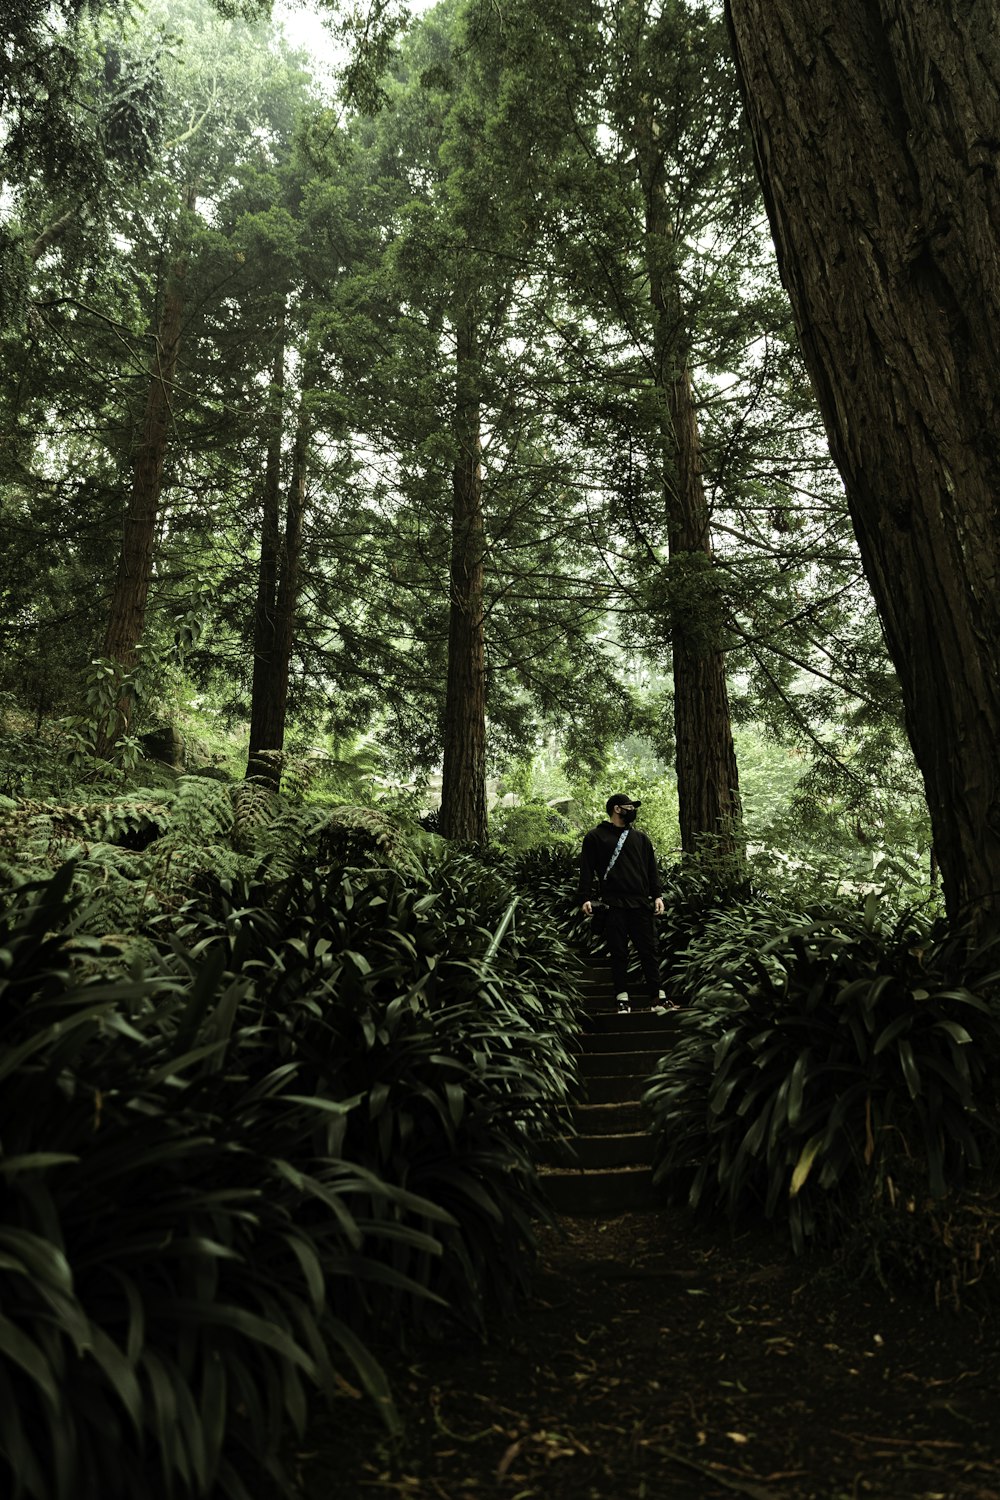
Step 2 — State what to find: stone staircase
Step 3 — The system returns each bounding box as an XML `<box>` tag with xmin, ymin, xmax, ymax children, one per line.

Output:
<box><xmin>539</xmin><ymin>964</ymin><xmax>681</xmax><ymax>1215</ymax></box>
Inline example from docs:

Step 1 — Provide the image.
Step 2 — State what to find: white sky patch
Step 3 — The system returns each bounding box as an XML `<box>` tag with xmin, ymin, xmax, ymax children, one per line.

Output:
<box><xmin>274</xmin><ymin>0</ymin><xmax>440</xmax><ymax>90</ymax></box>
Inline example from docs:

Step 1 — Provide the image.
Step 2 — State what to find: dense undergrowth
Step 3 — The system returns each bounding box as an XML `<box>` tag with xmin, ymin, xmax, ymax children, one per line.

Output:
<box><xmin>0</xmin><ymin>774</ymin><xmax>583</xmax><ymax>1499</ymax></box>
<box><xmin>646</xmin><ymin>867</ymin><xmax>1000</xmax><ymax>1305</ymax></box>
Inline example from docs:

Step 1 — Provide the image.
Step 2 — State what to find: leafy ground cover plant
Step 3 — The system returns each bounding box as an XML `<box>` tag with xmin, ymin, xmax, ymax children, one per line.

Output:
<box><xmin>0</xmin><ymin>868</ymin><xmax>456</xmax><ymax>1500</ymax></box>
<box><xmin>665</xmin><ymin>890</ymin><xmax>813</xmax><ymax>1007</ymax></box>
<box><xmin>168</xmin><ymin>844</ymin><xmax>583</xmax><ymax>1333</ymax></box>
<box><xmin>646</xmin><ymin>895</ymin><xmax>1000</xmax><ymax>1261</ymax></box>
<box><xmin>505</xmin><ymin>843</ymin><xmax>599</xmax><ymax>958</ymax></box>
<box><xmin>655</xmin><ymin>855</ymin><xmax>756</xmax><ymax>979</ymax></box>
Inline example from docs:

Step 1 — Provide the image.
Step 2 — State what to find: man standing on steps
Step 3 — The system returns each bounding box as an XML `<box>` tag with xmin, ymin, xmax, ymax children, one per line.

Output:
<box><xmin>577</xmin><ymin>793</ymin><xmax>668</xmax><ymax>1014</ymax></box>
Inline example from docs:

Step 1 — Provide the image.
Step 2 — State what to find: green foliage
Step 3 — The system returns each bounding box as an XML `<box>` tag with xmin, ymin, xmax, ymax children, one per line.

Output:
<box><xmin>488</xmin><ymin>800</ymin><xmax>575</xmax><ymax>855</ymax></box>
<box><xmin>655</xmin><ymin>853</ymin><xmax>757</xmax><ymax>981</ymax></box>
<box><xmin>641</xmin><ymin>550</ymin><xmax>728</xmax><ymax>655</ymax></box>
<box><xmin>663</xmin><ymin>888</ymin><xmax>804</xmax><ymax>1007</ymax></box>
<box><xmin>0</xmin><ymin>867</ymin><xmax>420</xmax><ymax>1500</ymax></box>
<box><xmin>745</xmin><ymin>718</ymin><xmax>935</xmax><ymax>900</ymax></box>
<box><xmin>0</xmin><ymin>834</ymin><xmax>582</xmax><ymax>1496</ymax></box>
<box><xmin>0</xmin><ymin>761</ymin><xmax>437</xmax><ymax>937</ymax></box>
<box><xmin>313</xmin><ymin>803</ymin><xmax>427</xmax><ymax>878</ymax></box>
<box><xmin>504</xmin><ymin>841</ymin><xmax>604</xmax><ymax>961</ymax></box>
<box><xmin>645</xmin><ymin>895</ymin><xmax>1000</xmax><ymax>1254</ymax></box>
<box><xmin>164</xmin><ymin>846</ymin><xmax>583</xmax><ymax>1329</ymax></box>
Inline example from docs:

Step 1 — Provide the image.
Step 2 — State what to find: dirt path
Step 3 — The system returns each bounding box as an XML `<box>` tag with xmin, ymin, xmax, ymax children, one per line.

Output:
<box><xmin>301</xmin><ymin>1211</ymin><xmax>1000</xmax><ymax>1500</ymax></box>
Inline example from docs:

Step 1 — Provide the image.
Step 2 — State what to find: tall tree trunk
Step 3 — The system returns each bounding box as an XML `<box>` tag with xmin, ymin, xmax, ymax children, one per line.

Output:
<box><xmin>666</xmin><ymin>361</ymin><xmax>744</xmax><ymax>859</ymax></box>
<box><xmin>439</xmin><ymin>300</ymin><xmax>488</xmax><ymax>844</ymax></box>
<box><xmin>98</xmin><ymin>207</ymin><xmax>191</xmax><ymax>755</ymax></box>
<box><xmin>246</xmin><ymin>357</ymin><xmax>310</xmax><ymax>792</ymax></box>
<box><xmin>724</xmin><ymin>0</ymin><xmax>1000</xmax><ymax>927</ymax></box>
<box><xmin>639</xmin><ymin>113</ymin><xmax>744</xmax><ymax>863</ymax></box>
<box><xmin>246</xmin><ymin>313</ymin><xmax>286</xmax><ymax>786</ymax></box>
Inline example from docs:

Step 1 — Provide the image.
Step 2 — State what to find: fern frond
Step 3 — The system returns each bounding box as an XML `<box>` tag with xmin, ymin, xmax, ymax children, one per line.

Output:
<box><xmin>230</xmin><ymin>780</ymin><xmax>280</xmax><ymax>853</ymax></box>
<box><xmin>320</xmin><ymin>805</ymin><xmax>424</xmax><ymax>877</ymax></box>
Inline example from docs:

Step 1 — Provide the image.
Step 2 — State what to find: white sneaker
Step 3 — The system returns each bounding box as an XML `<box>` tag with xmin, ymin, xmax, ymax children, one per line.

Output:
<box><xmin>616</xmin><ymin>992</ymin><xmax>630</xmax><ymax>1014</ymax></box>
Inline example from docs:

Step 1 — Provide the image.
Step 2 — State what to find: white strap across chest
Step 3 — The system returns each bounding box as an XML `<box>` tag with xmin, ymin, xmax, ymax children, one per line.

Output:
<box><xmin>604</xmin><ymin>827</ymin><xmax>630</xmax><ymax>877</ymax></box>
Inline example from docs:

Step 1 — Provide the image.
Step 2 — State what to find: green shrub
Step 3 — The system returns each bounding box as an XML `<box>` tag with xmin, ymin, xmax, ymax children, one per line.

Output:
<box><xmin>488</xmin><ymin>801</ymin><xmax>575</xmax><ymax>855</ymax></box>
<box><xmin>656</xmin><ymin>856</ymin><xmax>756</xmax><ymax>978</ymax></box>
<box><xmin>0</xmin><ymin>866</ymin><xmax>453</xmax><ymax>1500</ymax></box>
<box><xmin>646</xmin><ymin>895</ymin><xmax>1000</xmax><ymax>1254</ymax></box>
<box><xmin>0</xmin><ymin>832</ymin><xmax>586</xmax><ymax>1500</ymax></box>
<box><xmin>665</xmin><ymin>891</ymin><xmax>813</xmax><ymax>1007</ymax></box>
<box><xmin>169</xmin><ymin>846</ymin><xmax>583</xmax><ymax>1331</ymax></box>
<box><xmin>505</xmin><ymin>843</ymin><xmax>609</xmax><ymax>962</ymax></box>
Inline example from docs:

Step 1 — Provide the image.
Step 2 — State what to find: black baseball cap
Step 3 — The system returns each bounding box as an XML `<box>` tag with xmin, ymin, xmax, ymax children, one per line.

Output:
<box><xmin>606</xmin><ymin>793</ymin><xmax>642</xmax><ymax>815</ymax></box>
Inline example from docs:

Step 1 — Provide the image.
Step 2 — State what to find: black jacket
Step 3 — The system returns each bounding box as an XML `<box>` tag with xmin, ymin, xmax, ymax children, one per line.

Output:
<box><xmin>577</xmin><ymin>822</ymin><xmax>661</xmax><ymax>908</ymax></box>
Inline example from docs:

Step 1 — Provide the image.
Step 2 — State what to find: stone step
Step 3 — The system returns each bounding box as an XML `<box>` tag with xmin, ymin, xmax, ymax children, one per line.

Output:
<box><xmin>534</xmin><ymin>970</ymin><xmax>672</xmax><ymax>1217</ymax></box>
<box><xmin>582</xmin><ymin>998</ymin><xmax>682</xmax><ymax>1016</ymax></box>
<box><xmin>572</xmin><ymin>1100</ymin><xmax>646</xmax><ymax>1135</ymax></box>
<box><xmin>583</xmin><ymin>1072</ymin><xmax>656</xmax><ymax>1105</ymax></box>
<box><xmin>577</xmin><ymin>1028</ymin><xmax>673</xmax><ymax>1054</ymax></box>
<box><xmin>565</xmin><ymin>1131</ymin><xmax>655</xmax><ymax>1169</ymax></box>
<box><xmin>538</xmin><ymin>1130</ymin><xmax>653</xmax><ymax>1169</ymax></box>
<box><xmin>540</xmin><ymin>1163</ymin><xmax>660</xmax><ymax>1215</ymax></box>
<box><xmin>577</xmin><ymin>1049</ymin><xmax>663</xmax><ymax>1079</ymax></box>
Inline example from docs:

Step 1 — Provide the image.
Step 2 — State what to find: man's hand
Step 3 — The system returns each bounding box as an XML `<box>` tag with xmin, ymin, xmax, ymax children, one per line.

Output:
<box><xmin>582</xmin><ymin>901</ymin><xmax>593</xmax><ymax>916</ymax></box>
<box><xmin>654</xmin><ymin>897</ymin><xmax>664</xmax><ymax>915</ymax></box>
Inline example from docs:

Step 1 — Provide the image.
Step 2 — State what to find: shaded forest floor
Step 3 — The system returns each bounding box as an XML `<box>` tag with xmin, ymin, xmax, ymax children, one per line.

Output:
<box><xmin>300</xmin><ymin>1211</ymin><xmax>1000</xmax><ymax>1500</ymax></box>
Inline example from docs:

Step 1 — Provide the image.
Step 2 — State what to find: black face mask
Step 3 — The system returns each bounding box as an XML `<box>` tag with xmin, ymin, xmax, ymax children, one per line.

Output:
<box><xmin>618</xmin><ymin>805</ymin><xmax>639</xmax><ymax>825</ymax></box>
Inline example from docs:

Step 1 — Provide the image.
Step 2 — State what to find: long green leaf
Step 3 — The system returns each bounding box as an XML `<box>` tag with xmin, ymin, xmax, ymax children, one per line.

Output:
<box><xmin>897</xmin><ymin>1038</ymin><xmax>922</xmax><ymax>1098</ymax></box>
<box><xmin>0</xmin><ymin>1153</ymin><xmax>79</xmax><ymax>1175</ymax></box>
<box><xmin>324</xmin><ymin>1315</ymin><xmax>400</xmax><ymax>1435</ymax></box>
<box><xmin>789</xmin><ymin>1132</ymin><xmax>825</xmax><ymax>1198</ymax></box>
<box><xmin>0</xmin><ymin>1315</ymin><xmax>59</xmax><ymax>1407</ymax></box>
<box><xmin>166</xmin><ymin>1301</ymin><xmax>318</xmax><ymax>1375</ymax></box>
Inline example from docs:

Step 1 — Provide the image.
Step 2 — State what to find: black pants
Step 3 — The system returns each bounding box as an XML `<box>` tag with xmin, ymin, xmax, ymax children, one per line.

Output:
<box><xmin>605</xmin><ymin>904</ymin><xmax>660</xmax><ymax>1002</ymax></box>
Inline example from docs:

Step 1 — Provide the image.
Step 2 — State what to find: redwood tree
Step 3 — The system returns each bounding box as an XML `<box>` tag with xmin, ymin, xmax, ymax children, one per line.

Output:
<box><xmin>632</xmin><ymin>85</ymin><xmax>744</xmax><ymax>861</ymax></box>
<box><xmin>723</xmin><ymin>0</ymin><xmax>1000</xmax><ymax>926</ymax></box>
<box><xmin>439</xmin><ymin>297</ymin><xmax>488</xmax><ymax>841</ymax></box>
<box><xmin>101</xmin><ymin>219</ymin><xmax>190</xmax><ymax>671</ymax></box>
<box><xmin>246</xmin><ymin>320</ymin><xmax>314</xmax><ymax>791</ymax></box>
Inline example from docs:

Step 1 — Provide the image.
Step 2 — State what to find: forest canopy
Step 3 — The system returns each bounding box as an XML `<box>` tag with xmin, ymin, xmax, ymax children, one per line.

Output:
<box><xmin>0</xmin><ymin>0</ymin><xmax>948</xmax><ymax>889</ymax></box>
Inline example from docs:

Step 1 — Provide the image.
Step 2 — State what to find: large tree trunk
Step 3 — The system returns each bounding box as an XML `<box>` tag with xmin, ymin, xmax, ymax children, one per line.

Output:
<box><xmin>724</xmin><ymin>0</ymin><xmax>1000</xmax><ymax>927</ymax></box>
<box><xmin>246</xmin><ymin>357</ymin><xmax>310</xmax><ymax>792</ymax></box>
<box><xmin>639</xmin><ymin>113</ymin><xmax>744</xmax><ymax>863</ymax></box>
<box><xmin>667</xmin><ymin>361</ymin><xmax>744</xmax><ymax>859</ymax></box>
<box><xmin>246</xmin><ymin>315</ymin><xmax>286</xmax><ymax>786</ymax></box>
<box><xmin>98</xmin><ymin>217</ymin><xmax>190</xmax><ymax>755</ymax></box>
<box><xmin>439</xmin><ymin>301</ymin><xmax>488</xmax><ymax>844</ymax></box>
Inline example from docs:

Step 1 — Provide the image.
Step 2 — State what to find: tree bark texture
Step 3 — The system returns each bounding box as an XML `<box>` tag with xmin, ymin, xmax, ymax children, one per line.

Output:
<box><xmin>439</xmin><ymin>303</ymin><xmax>488</xmax><ymax>844</ymax></box>
<box><xmin>247</xmin><ymin>314</ymin><xmax>287</xmax><ymax>786</ymax></box>
<box><xmin>98</xmin><ymin>228</ymin><xmax>189</xmax><ymax>754</ymax></box>
<box><xmin>724</xmin><ymin>0</ymin><xmax>1000</xmax><ymax>925</ymax></box>
<box><xmin>103</xmin><ymin>254</ymin><xmax>187</xmax><ymax>671</ymax></box>
<box><xmin>667</xmin><ymin>361</ymin><xmax>745</xmax><ymax>859</ymax></box>
<box><xmin>247</xmin><ymin>379</ymin><xmax>310</xmax><ymax>792</ymax></box>
<box><xmin>638</xmin><ymin>113</ymin><xmax>744</xmax><ymax>862</ymax></box>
